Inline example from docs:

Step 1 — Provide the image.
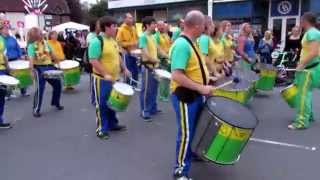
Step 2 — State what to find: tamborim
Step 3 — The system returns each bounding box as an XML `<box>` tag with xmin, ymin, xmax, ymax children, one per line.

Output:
<box><xmin>192</xmin><ymin>96</ymin><xmax>258</xmax><ymax>165</ymax></box>
<box><xmin>107</xmin><ymin>82</ymin><xmax>134</xmax><ymax>112</ymax></box>
<box><xmin>9</xmin><ymin>60</ymin><xmax>33</xmax><ymax>88</ymax></box>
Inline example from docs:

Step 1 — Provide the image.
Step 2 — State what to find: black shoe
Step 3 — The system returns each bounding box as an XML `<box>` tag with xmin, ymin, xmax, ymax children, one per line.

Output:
<box><xmin>174</xmin><ymin>174</ymin><xmax>192</xmax><ymax>180</ymax></box>
<box><xmin>110</xmin><ymin>125</ymin><xmax>127</xmax><ymax>131</ymax></box>
<box><xmin>0</xmin><ymin>123</ymin><xmax>12</xmax><ymax>129</ymax></box>
<box><xmin>96</xmin><ymin>131</ymin><xmax>109</xmax><ymax>140</ymax></box>
<box><xmin>33</xmin><ymin>112</ymin><xmax>42</xmax><ymax>118</ymax></box>
<box><xmin>55</xmin><ymin>105</ymin><xmax>64</xmax><ymax>111</ymax></box>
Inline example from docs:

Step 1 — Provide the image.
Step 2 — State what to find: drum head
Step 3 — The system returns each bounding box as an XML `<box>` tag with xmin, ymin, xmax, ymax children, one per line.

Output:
<box><xmin>233</xmin><ymin>68</ymin><xmax>259</xmax><ymax>82</ymax></box>
<box><xmin>113</xmin><ymin>82</ymin><xmax>134</xmax><ymax>96</ymax></box>
<box><xmin>215</xmin><ymin>77</ymin><xmax>250</xmax><ymax>91</ymax></box>
<box><xmin>59</xmin><ymin>60</ymin><xmax>79</xmax><ymax>69</ymax></box>
<box><xmin>8</xmin><ymin>60</ymin><xmax>29</xmax><ymax>70</ymax></box>
<box><xmin>155</xmin><ymin>69</ymin><xmax>171</xmax><ymax>79</ymax></box>
<box><xmin>206</xmin><ymin>96</ymin><xmax>258</xmax><ymax>129</ymax></box>
<box><xmin>131</xmin><ymin>49</ymin><xmax>142</xmax><ymax>55</ymax></box>
<box><xmin>0</xmin><ymin>75</ymin><xmax>19</xmax><ymax>86</ymax></box>
<box><xmin>44</xmin><ymin>70</ymin><xmax>63</xmax><ymax>75</ymax></box>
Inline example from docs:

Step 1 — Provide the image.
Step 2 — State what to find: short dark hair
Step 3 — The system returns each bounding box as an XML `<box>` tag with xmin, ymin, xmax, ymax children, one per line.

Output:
<box><xmin>89</xmin><ymin>17</ymin><xmax>98</xmax><ymax>32</ymax></box>
<box><xmin>99</xmin><ymin>16</ymin><xmax>117</xmax><ymax>32</ymax></box>
<box><xmin>302</xmin><ymin>12</ymin><xmax>317</xmax><ymax>26</ymax></box>
<box><xmin>142</xmin><ymin>16</ymin><xmax>156</xmax><ymax>30</ymax></box>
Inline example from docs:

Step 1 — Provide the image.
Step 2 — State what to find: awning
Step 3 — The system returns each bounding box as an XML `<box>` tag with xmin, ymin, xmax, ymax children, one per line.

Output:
<box><xmin>52</xmin><ymin>22</ymin><xmax>89</xmax><ymax>32</ymax></box>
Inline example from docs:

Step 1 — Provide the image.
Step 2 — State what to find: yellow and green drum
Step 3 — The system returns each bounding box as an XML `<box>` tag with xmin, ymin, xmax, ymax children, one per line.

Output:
<box><xmin>8</xmin><ymin>60</ymin><xmax>33</xmax><ymax>88</ymax></box>
<box><xmin>58</xmin><ymin>60</ymin><xmax>81</xmax><ymax>87</ymax></box>
<box><xmin>107</xmin><ymin>82</ymin><xmax>134</xmax><ymax>112</ymax></box>
<box><xmin>255</xmin><ymin>63</ymin><xmax>277</xmax><ymax>91</ymax></box>
<box><xmin>281</xmin><ymin>84</ymin><xmax>298</xmax><ymax>108</ymax></box>
<box><xmin>192</xmin><ymin>96</ymin><xmax>258</xmax><ymax>165</ymax></box>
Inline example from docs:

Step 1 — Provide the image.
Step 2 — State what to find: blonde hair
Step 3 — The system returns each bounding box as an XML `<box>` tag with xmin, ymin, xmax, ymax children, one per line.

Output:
<box><xmin>27</xmin><ymin>27</ymin><xmax>41</xmax><ymax>44</ymax></box>
<box><xmin>221</xmin><ymin>20</ymin><xmax>231</xmax><ymax>32</ymax></box>
<box><xmin>48</xmin><ymin>31</ymin><xmax>58</xmax><ymax>40</ymax></box>
<box><xmin>239</xmin><ymin>23</ymin><xmax>253</xmax><ymax>40</ymax></box>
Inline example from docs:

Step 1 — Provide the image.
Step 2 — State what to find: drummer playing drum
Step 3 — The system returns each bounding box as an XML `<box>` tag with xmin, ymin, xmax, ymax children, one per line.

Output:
<box><xmin>0</xmin><ymin>21</ymin><xmax>12</xmax><ymax>128</ymax></box>
<box><xmin>27</xmin><ymin>27</ymin><xmax>64</xmax><ymax>118</ymax></box>
<box><xmin>170</xmin><ymin>11</ymin><xmax>214</xmax><ymax>180</ymax></box>
<box><xmin>88</xmin><ymin>16</ymin><xmax>130</xmax><ymax>140</ymax></box>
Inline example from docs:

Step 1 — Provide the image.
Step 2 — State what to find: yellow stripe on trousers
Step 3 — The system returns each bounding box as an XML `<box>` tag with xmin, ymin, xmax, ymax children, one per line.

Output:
<box><xmin>94</xmin><ymin>76</ymin><xmax>102</xmax><ymax>132</ymax></box>
<box><xmin>298</xmin><ymin>71</ymin><xmax>311</xmax><ymax>125</ymax></box>
<box><xmin>178</xmin><ymin>102</ymin><xmax>187</xmax><ymax>167</ymax></box>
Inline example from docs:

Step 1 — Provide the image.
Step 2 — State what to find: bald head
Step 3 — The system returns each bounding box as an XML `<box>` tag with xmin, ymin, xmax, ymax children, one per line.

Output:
<box><xmin>184</xmin><ymin>10</ymin><xmax>205</xmax><ymax>28</ymax></box>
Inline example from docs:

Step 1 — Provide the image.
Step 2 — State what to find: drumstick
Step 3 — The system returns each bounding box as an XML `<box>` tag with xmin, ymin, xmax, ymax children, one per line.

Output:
<box><xmin>212</xmin><ymin>77</ymin><xmax>240</xmax><ymax>90</ymax></box>
<box><xmin>284</xmin><ymin>68</ymin><xmax>307</xmax><ymax>72</ymax></box>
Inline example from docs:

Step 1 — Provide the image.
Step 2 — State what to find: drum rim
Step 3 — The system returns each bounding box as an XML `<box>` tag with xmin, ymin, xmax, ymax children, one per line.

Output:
<box><xmin>59</xmin><ymin>60</ymin><xmax>80</xmax><ymax>69</ymax></box>
<box><xmin>113</xmin><ymin>82</ymin><xmax>134</xmax><ymax>96</ymax></box>
<box><xmin>205</xmin><ymin>96</ymin><xmax>259</xmax><ymax>129</ymax></box>
<box><xmin>8</xmin><ymin>60</ymin><xmax>30</xmax><ymax>70</ymax></box>
<box><xmin>155</xmin><ymin>69</ymin><xmax>171</xmax><ymax>79</ymax></box>
<box><xmin>0</xmin><ymin>75</ymin><xmax>20</xmax><ymax>85</ymax></box>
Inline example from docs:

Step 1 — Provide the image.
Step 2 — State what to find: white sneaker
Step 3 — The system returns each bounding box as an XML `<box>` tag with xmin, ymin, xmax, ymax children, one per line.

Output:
<box><xmin>176</xmin><ymin>176</ymin><xmax>192</xmax><ymax>180</ymax></box>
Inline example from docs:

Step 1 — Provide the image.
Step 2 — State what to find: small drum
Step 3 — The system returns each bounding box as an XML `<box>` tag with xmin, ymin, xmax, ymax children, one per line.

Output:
<box><xmin>0</xmin><ymin>75</ymin><xmax>19</xmax><ymax>91</ymax></box>
<box><xmin>255</xmin><ymin>63</ymin><xmax>277</xmax><ymax>91</ymax></box>
<box><xmin>59</xmin><ymin>60</ymin><xmax>81</xmax><ymax>86</ymax></box>
<box><xmin>43</xmin><ymin>70</ymin><xmax>64</xmax><ymax>79</ymax></box>
<box><xmin>281</xmin><ymin>84</ymin><xmax>298</xmax><ymax>108</ymax></box>
<box><xmin>192</xmin><ymin>96</ymin><xmax>258</xmax><ymax>165</ymax></box>
<box><xmin>154</xmin><ymin>69</ymin><xmax>171</xmax><ymax>81</ymax></box>
<box><xmin>107</xmin><ymin>82</ymin><xmax>134</xmax><ymax>112</ymax></box>
<box><xmin>213</xmin><ymin>77</ymin><xmax>252</xmax><ymax>105</ymax></box>
<box><xmin>9</xmin><ymin>60</ymin><xmax>33</xmax><ymax>88</ymax></box>
<box><xmin>130</xmin><ymin>49</ymin><xmax>142</xmax><ymax>59</ymax></box>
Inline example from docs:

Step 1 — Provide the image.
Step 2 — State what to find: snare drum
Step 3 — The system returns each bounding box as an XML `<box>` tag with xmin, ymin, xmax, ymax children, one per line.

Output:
<box><xmin>8</xmin><ymin>60</ymin><xmax>33</xmax><ymax>88</ymax></box>
<box><xmin>255</xmin><ymin>63</ymin><xmax>277</xmax><ymax>91</ymax></box>
<box><xmin>281</xmin><ymin>84</ymin><xmax>297</xmax><ymax>108</ymax></box>
<box><xmin>43</xmin><ymin>70</ymin><xmax>64</xmax><ymax>79</ymax></box>
<box><xmin>192</xmin><ymin>96</ymin><xmax>258</xmax><ymax>165</ymax></box>
<box><xmin>213</xmin><ymin>77</ymin><xmax>252</xmax><ymax>105</ymax></box>
<box><xmin>107</xmin><ymin>82</ymin><xmax>134</xmax><ymax>112</ymax></box>
<box><xmin>0</xmin><ymin>75</ymin><xmax>19</xmax><ymax>91</ymax></box>
<box><xmin>59</xmin><ymin>60</ymin><xmax>81</xmax><ymax>86</ymax></box>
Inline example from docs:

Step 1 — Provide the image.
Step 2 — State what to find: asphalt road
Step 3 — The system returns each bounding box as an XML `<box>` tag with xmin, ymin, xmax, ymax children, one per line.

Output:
<box><xmin>1</xmin><ymin>74</ymin><xmax>320</xmax><ymax>180</ymax></box>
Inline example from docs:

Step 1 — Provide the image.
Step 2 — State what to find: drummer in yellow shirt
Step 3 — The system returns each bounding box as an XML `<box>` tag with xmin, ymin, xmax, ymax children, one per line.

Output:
<box><xmin>139</xmin><ymin>16</ymin><xmax>164</xmax><ymax>120</ymax></box>
<box><xmin>27</xmin><ymin>27</ymin><xmax>64</xmax><ymax>118</ymax></box>
<box><xmin>154</xmin><ymin>21</ymin><xmax>171</xmax><ymax>101</ymax></box>
<box><xmin>0</xmin><ymin>22</ymin><xmax>11</xmax><ymax>128</ymax></box>
<box><xmin>88</xmin><ymin>16</ymin><xmax>130</xmax><ymax>140</ymax></box>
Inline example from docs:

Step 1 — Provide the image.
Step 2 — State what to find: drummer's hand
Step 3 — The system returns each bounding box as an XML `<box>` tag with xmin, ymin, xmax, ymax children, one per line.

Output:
<box><xmin>198</xmin><ymin>85</ymin><xmax>214</xmax><ymax>96</ymax></box>
<box><xmin>103</xmin><ymin>74</ymin><xmax>113</xmax><ymax>81</ymax></box>
<box><xmin>296</xmin><ymin>63</ymin><xmax>304</xmax><ymax>71</ymax></box>
<box><xmin>124</xmin><ymin>68</ymin><xmax>131</xmax><ymax>78</ymax></box>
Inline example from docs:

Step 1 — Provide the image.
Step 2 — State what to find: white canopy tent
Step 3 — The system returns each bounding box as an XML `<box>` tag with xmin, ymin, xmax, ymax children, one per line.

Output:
<box><xmin>52</xmin><ymin>22</ymin><xmax>89</xmax><ymax>32</ymax></box>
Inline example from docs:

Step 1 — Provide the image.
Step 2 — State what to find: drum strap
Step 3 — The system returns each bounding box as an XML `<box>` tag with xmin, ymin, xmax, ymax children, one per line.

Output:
<box><xmin>180</xmin><ymin>35</ymin><xmax>207</xmax><ymax>85</ymax></box>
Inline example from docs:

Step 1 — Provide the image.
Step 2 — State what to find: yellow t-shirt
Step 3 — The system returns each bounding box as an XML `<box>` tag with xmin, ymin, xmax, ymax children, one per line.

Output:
<box><xmin>27</xmin><ymin>40</ymin><xmax>53</xmax><ymax>65</ymax></box>
<box><xmin>48</xmin><ymin>40</ymin><xmax>65</xmax><ymax>62</ymax></box>
<box><xmin>89</xmin><ymin>36</ymin><xmax>121</xmax><ymax>81</ymax></box>
<box><xmin>116</xmin><ymin>23</ymin><xmax>138</xmax><ymax>50</ymax></box>
<box><xmin>139</xmin><ymin>32</ymin><xmax>159</xmax><ymax>68</ymax></box>
<box><xmin>170</xmin><ymin>37</ymin><xmax>210</xmax><ymax>92</ymax></box>
<box><xmin>156</xmin><ymin>32</ymin><xmax>171</xmax><ymax>54</ymax></box>
<box><xmin>212</xmin><ymin>39</ymin><xmax>225</xmax><ymax>64</ymax></box>
<box><xmin>0</xmin><ymin>36</ymin><xmax>6</xmax><ymax>70</ymax></box>
<box><xmin>223</xmin><ymin>36</ymin><xmax>234</xmax><ymax>62</ymax></box>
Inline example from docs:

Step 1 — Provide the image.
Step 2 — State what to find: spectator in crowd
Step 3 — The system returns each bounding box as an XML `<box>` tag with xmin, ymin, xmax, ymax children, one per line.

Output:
<box><xmin>258</xmin><ymin>30</ymin><xmax>274</xmax><ymax>64</ymax></box>
<box><xmin>285</xmin><ymin>26</ymin><xmax>302</xmax><ymax>53</ymax></box>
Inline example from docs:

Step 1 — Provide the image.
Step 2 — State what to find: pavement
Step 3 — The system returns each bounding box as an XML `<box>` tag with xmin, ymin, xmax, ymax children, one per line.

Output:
<box><xmin>1</xmin><ymin>74</ymin><xmax>320</xmax><ymax>180</ymax></box>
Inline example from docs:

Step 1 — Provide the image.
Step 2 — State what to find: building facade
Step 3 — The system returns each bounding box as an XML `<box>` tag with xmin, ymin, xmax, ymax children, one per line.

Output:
<box><xmin>0</xmin><ymin>0</ymin><xmax>70</xmax><ymax>30</ymax></box>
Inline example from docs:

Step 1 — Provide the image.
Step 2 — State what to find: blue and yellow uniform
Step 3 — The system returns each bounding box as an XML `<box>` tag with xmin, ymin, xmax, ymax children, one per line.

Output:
<box><xmin>88</xmin><ymin>35</ymin><xmax>121</xmax><ymax>135</ymax></box>
<box><xmin>0</xmin><ymin>34</ymin><xmax>9</xmax><ymax>125</ymax></box>
<box><xmin>28</xmin><ymin>40</ymin><xmax>62</xmax><ymax>114</ymax></box>
<box><xmin>291</xmin><ymin>27</ymin><xmax>320</xmax><ymax>129</ymax></box>
<box><xmin>139</xmin><ymin>32</ymin><xmax>159</xmax><ymax>119</ymax></box>
<box><xmin>170</xmin><ymin>36</ymin><xmax>209</xmax><ymax>177</ymax></box>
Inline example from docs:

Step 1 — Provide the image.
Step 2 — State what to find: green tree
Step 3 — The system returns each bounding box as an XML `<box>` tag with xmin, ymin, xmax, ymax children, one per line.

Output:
<box><xmin>89</xmin><ymin>1</ymin><xmax>108</xmax><ymax>18</ymax></box>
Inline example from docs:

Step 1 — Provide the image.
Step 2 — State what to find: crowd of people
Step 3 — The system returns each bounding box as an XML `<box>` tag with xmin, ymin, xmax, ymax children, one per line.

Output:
<box><xmin>0</xmin><ymin>9</ymin><xmax>320</xmax><ymax>180</ymax></box>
